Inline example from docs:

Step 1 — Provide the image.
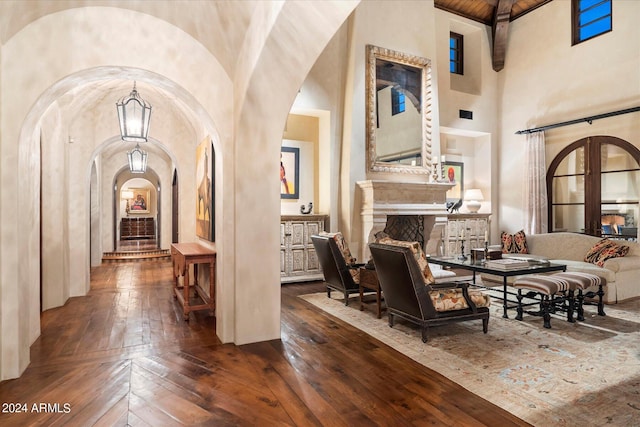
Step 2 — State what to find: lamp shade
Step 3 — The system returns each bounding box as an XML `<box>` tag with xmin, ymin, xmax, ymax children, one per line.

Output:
<box><xmin>464</xmin><ymin>189</ymin><xmax>484</xmax><ymax>213</ymax></box>
<box><xmin>127</xmin><ymin>143</ymin><xmax>148</xmax><ymax>173</ymax></box>
<box><xmin>116</xmin><ymin>82</ymin><xmax>151</xmax><ymax>142</ymax></box>
<box><xmin>121</xmin><ymin>190</ymin><xmax>134</xmax><ymax>200</ymax></box>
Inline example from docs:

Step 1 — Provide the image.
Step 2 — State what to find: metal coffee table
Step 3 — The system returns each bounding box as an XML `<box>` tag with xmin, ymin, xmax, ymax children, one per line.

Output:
<box><xmin>428</xmin><ymin>256</ymin><xmax>566</xmax><ymax>318</ymax></box>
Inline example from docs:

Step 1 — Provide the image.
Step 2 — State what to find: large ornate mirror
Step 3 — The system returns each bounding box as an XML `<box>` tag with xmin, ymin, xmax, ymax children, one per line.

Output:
<box><xmin>366</xmin><ymin>45</ymin><xmax>432</xmax><ymax>174</ymax></box>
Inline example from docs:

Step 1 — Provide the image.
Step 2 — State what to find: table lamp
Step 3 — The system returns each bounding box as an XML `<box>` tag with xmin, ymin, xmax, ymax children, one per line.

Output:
<box><xmin>464</xmin><ymin>189</ymin><xmax>484</xmax><ymax>213</ymax></box>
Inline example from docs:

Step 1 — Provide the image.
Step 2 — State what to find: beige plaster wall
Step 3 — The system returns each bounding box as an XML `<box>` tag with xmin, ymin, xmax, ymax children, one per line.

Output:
<box><xmin>0</xmin><ymin>7</ymin><xmax>232</xmax><ymax>379</ymax></box>
<box><xmin>497</xmin><ymin>0</ymin><xmax>640</xmax><ymax>234</ymax></box>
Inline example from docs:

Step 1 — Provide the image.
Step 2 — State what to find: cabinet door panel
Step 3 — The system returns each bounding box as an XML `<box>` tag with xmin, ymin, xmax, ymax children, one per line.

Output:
<box><xmin>290</xmin><ymin>248</ymin><xmax>306</xmax><ymax>274</ymax></box>
<box><xmin>290</xmin><ymin>222</ymin><xmax>305</xmax><ymax>246</ymax></box>
<box><xmin>306</xmin><ymin>248</ymin><xmax>321</xmax><ymax>273</ymax></box>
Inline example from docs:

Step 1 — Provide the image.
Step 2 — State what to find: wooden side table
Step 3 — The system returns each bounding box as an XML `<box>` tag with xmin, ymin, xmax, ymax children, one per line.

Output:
<box><xmin>171</xmin><ymin>243</ymin><xmax>216</xmax><ymax>321</ymax></box>
<box><xmin>359</xmin><ymin>267</ymin><xmax>383</xmax><ymax>319</ymax></box>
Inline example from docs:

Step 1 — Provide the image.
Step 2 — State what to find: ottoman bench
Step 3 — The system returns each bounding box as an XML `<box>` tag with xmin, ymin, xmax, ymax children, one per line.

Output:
<box><xmin>513</xmin><ymin>275</ymin><xmax>570</xmax><ymax>328</ymax></box>
<box><xmin>552</xmin><ymin>272</ymin><xmax>606</xmax><ymax>319</ymax></box>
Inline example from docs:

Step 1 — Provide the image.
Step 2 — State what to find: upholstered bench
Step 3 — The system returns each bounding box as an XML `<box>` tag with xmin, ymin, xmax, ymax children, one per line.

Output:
<box><xmin>552</xmin><ymin>272</ymin><xmax>606</xmax><ymax>320</ymax></box>
<box><xmin>513</xmin><ymin>275</ymin><xmax>570</xmax><ymax>328</ymax></box>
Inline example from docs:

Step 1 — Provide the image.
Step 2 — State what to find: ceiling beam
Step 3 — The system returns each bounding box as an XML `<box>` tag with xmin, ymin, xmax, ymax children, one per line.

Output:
<box><xmin>491</xmin><ymin>0</ymin><xmax>514</xmax><ymax>71</ymax></box>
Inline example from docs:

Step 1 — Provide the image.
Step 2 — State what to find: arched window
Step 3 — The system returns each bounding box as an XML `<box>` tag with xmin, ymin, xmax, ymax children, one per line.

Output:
<box><xmin>547</xmin><ymin>136</ymin><xmax>640</xmax><ymax>240</ymax></box>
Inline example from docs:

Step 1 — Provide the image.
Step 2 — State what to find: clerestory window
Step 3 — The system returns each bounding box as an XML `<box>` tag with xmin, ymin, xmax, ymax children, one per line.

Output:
<box><xmin>572</xmin><ymin>0</ymin><xmax>612</xmax><ymax>45</ymax></box>
<box><xmin>449</xmin><ymin>32</ymin><xmax>463</xmax><ymax>75</ymax></box>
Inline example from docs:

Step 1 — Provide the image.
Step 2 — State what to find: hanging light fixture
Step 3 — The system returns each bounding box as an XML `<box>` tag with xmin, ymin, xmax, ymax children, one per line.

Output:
<box><xmin>116</xmin><ymin>81</ymin><xmax>151</xmax><ymax>142</ymax></box>
<box><xmin>127</xmin><ymin>143</ymin><xmax>148</xmax><ymax>173</ymax></box>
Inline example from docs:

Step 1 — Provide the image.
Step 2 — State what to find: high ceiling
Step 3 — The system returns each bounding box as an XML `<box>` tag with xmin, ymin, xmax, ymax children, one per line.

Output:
<box><xmin>434</xmin><ymin>0</ymin><xmax>553</xmax><ymax>26</ymax></box>
<box><xmin>434</xmin><ymin>0</ymin><xmax>554</xmax><ymax>71</ymax></box>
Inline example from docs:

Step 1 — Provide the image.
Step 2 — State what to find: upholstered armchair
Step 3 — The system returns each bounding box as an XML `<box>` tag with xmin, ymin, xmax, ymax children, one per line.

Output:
<box><xmin>312</xmin><ymin>233</ymin><xmax>363</xmax><ymax>305</ymax></box>
<box><xmin>369</xmin><ymin>242</ymin><xmax>490</xmax><ymax>343</ymax></box>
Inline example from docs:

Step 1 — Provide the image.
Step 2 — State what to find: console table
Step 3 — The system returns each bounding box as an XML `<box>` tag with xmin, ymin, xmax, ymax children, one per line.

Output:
<box><xmin>170</xmin><ymin>243</ymin><xmax>216</xmax><ymax>321</ymax></box>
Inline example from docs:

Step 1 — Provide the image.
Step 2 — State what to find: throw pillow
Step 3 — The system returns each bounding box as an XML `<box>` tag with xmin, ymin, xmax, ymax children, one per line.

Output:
<box><xmin>584</xmin><ymin>238</ymin><xmax>630</xmax><ymax>267</ymax></box>
<box><xmin>501</xmin><ymin>230</ymin><xmax>529</xmax><ymax>254</ymax></box>
<box><xmin>378</xmin><ymin>237</ymin><xmax>435</xmax><ymax>284</ymax></box>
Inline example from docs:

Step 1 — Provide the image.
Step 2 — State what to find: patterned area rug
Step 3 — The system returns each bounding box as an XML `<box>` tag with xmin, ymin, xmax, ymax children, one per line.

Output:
<box><xmin>300</xmin><ymin>292</ymin><xmax>640</xmax><ymax>426</ymax></box>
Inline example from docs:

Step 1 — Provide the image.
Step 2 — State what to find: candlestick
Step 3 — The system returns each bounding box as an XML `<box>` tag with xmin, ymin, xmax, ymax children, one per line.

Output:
<box><xmin>484</xmin><ymin>230</ymin><xmax>489</xmax><ymax>243</ymax></box>
<box><xmin>431</xmin><ymin>162</ymin><xmax>439</xmax><ymax>182</ymax></box>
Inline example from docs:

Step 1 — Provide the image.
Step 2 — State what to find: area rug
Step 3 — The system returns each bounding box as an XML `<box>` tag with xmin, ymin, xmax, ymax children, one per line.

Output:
<box><xmin>300</xmin><ymin>291</ymin><xmax>640</xmax><ymax>427</ymax></box>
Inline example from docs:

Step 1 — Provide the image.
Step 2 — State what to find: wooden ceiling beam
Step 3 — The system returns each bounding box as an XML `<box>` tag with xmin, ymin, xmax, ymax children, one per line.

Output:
<box><xmin>491</xmin><ymin>0</ymin><xmax>515</xmax><ymax>71</ymax></box>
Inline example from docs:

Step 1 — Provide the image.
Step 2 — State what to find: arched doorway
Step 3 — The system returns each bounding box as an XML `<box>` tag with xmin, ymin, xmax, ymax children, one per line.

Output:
<box><xmin>116</xmin><ymin>175</ymin><xmax>159</xmax><ymax>251</ymax></box>
<box><xmin>547</xmin><ymin>136</ymin><xmax>640</xmax><ymax>239</ymax></box>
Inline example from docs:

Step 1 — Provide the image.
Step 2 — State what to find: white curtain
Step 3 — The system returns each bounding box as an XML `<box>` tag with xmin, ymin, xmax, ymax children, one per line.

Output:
<box><xmin>524</xmin><ymin>131</ymin><xmax>548</xmax><ymax>234</ymax></box>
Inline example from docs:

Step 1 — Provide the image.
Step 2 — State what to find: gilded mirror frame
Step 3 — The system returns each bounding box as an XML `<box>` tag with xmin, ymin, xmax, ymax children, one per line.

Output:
<box><xmin>366</xmin><ymin>44</ymin><xmax>432</xmax><ymax>174</ymax></box>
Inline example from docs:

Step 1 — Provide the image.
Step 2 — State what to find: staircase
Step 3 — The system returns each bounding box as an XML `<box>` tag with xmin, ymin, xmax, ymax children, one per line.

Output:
<box><xmin>102</xmin><ymin>249</ymin><xmax>171</xmax><ymax>263</ymax></box>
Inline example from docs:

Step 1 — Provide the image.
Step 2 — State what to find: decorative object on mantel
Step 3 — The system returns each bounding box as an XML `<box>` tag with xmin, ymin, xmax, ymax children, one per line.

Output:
<box><xmin>447</xmin><ymin>198</ymin><xmax>462</xmax><ymax>213</ymax></box>
<box><xmin>300</xmin><ymin>202</ymin><xmax>313</xmax><ymax>214</ymax></box>
<box><xmin>464</xmin><ymin>189</ymin><xmax>484</xmax><ymax>213</ymax></box>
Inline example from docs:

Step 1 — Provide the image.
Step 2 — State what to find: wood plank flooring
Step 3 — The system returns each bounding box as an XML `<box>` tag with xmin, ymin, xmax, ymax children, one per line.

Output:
<box><xmin>0</xmin><ymin>259</ymin><xmax>530</xmax><ymax>426</ymax></box>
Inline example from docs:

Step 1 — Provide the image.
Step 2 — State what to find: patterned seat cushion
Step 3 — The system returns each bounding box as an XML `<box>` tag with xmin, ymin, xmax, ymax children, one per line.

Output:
<box><xmin>430</xmin><ymin>289</ymin><xmax>491</xmax><ymax>312</ymax></box>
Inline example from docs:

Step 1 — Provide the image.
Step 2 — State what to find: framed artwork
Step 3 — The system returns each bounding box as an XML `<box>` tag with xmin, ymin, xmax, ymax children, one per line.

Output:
<box><xmin>443</xmin><ymin>161</ymin><xmax>463</xmax><ymax>202</ymax></box>
<box><xmin>128</xmin><ymin>188</ymin><xmax>150</xmax><ymax>214</ymax></box>
<box><xmin>196</xmin><ymin>136</ymin><xmax>215</xmax><ymax>241</ymax></box>
<box><xmin>280</xmin><ymin>146</ymin><xmax>300</xmax><ymax>199</ymax></box>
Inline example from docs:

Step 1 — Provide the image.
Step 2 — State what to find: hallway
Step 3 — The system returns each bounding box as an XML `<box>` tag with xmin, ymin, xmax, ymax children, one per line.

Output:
<box><xmin>0</xmin><ymin>260</ymin><xmax>527</xmax><ymax>426</ymax></box>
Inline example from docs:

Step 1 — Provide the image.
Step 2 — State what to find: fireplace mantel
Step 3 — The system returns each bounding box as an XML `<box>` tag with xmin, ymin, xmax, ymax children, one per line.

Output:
<box><xmin>357</xmin><ymin>180</ymin><xmax>454</xmax><ymax>259</ymax></box>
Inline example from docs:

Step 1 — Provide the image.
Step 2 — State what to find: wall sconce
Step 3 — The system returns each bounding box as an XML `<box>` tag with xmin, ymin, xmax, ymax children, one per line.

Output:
<box><xmin>116</xmin><ymin>81</ymin><xmax>151</xmax><ymax>143</ymax></box>
<box><xmin>127</xmin><ymin>143</ymin><xmax>148</xmax><ymax>173</ymax></box>
<box><xmin>464</xmin><ymin>189</ymin><xmax>484</xmax><ymax>213</ymax></box>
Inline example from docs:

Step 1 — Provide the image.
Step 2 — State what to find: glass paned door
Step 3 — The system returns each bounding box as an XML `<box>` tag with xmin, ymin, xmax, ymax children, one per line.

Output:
<box><xmin>550</xmin><ymin>146</ymin><xmax>585</xmax><ymax>233</ymax></box>
<box><xmin>548</xmin><ymin>137</ymin><xmax>640</xmax><ymax>240</ymax></box>
<box><xmin>600</xmin><ymin>144</ymin><xmax>640</xmax><ymax>241</ymax></box>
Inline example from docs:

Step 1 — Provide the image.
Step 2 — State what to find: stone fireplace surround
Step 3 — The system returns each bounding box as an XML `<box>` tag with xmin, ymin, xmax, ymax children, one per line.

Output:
<box><xmin>357</xmin><ymin>180</ymin><xmax>454</xmax><ymax>260</ymax></box>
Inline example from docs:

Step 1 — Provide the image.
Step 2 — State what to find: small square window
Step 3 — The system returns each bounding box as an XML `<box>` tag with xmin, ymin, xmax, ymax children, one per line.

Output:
<box><xmin>450</xmin><ymin>32</ymin><xmax>463</xmax><ymax>75</ymax></box>
<box><xmin>391</xmin><ymin>87</ymin><xmax>405</xmax><ymax>116</ymax></box>
<box><xmin>573</xmin><ymin>0</ymin><xmax>612</xmax><ymax>45</ymax></box>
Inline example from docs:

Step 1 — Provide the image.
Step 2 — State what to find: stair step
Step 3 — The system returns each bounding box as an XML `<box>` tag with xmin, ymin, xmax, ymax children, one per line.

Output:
<box><xmin>102</xmin><ymin>249</ymin><xmax>171</xmax><ymax>262</ymax></box>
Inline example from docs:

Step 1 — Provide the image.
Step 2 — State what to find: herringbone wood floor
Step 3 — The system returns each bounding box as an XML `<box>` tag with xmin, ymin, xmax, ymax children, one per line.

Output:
<box><xmin>0</xmin><ymin>259</ymin><xmax>529</xmax><ymax>426</ymax></box>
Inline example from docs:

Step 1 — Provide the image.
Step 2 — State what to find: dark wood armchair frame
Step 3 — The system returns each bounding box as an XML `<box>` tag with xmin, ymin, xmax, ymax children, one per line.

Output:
<box><xmin>369</xmin><ymin>243</ymin><xmax>489</xmax><ymax>342</ymax></box>
<box><xmin>312</xmin><ymin>234</ymin><xmax>364</xmax><ymax>305</ymax></box>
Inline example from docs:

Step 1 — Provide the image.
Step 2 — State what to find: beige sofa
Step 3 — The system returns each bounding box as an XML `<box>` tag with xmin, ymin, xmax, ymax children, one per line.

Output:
<box><xmin>483</xmin><ymin>232</ymin><xmax>640</xmax><ymax>304</ymax></box>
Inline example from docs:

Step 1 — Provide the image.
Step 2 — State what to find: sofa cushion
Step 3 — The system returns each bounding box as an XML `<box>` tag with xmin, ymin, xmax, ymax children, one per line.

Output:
<box><xmin>550</xmin><ymin>260</ymin><xmax>616</xmax><ymax>282</ymax></box>
<box><xmin>430</xmin><ymin>289</ymin><xmax>491</xmax><ymax>312</ymax></box>
<box><xmin>377</xmin><ymin>237</ymin><xmax>435</xmax><ymax>284</ymax></box>
<box><xmin>501</xmin><ymin>230</ymin><xmax>529</xmax><ymax>254</ymax></box>
<box><xmin>584</xmin><ymin>238</ymin><xmax>630</xmax><ymax>267</ymax></box>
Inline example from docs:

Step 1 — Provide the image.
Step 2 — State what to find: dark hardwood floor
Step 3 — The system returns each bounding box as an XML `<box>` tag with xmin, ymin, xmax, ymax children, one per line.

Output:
<box><xmin>0</xmin><ymin>259</ymin><xmax>529</xmax><ymax>426</ymax></box>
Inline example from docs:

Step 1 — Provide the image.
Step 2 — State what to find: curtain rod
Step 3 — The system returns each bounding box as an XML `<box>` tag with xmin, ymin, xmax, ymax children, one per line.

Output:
<box><xmin>515</xmin><ymin>106</ymin><xmax>640</xmax><ymax>135</ymax></box>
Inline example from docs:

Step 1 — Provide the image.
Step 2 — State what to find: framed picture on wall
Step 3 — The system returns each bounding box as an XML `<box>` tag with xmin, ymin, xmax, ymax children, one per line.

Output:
<box><xmin>443</xmin><ymin>161</ymin><xmax>463</xmax><ymax>202</ymax></box>
<box><xmin>280</xmin><ymin>146</ymin><xmax>300</xmax><ymax>199</ymax></box>
<box><xmin>196</xmin><ymin>136</ymin><xmax>215</xmax><ymax>241</ymax></box>
<box><xmin>129</xmin><ymin>188</ymin><xmax>150</xmax><ymax>214</ymax></box>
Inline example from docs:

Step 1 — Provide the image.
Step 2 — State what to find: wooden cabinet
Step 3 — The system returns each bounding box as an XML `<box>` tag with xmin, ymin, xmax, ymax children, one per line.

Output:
<box><xmin>280</xmin><ymin>214</ymin><xmax>327</xmax><ymax>283</ymax></box>
<box><xmin>121</xmin><ymin>217</ymin><xmax>155</xmax><ymax>240</ymax></box>
<box><xmin>445</xmin><ymin>214</ymin><xmax>491</xmax><ymax>256</ymax></box>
